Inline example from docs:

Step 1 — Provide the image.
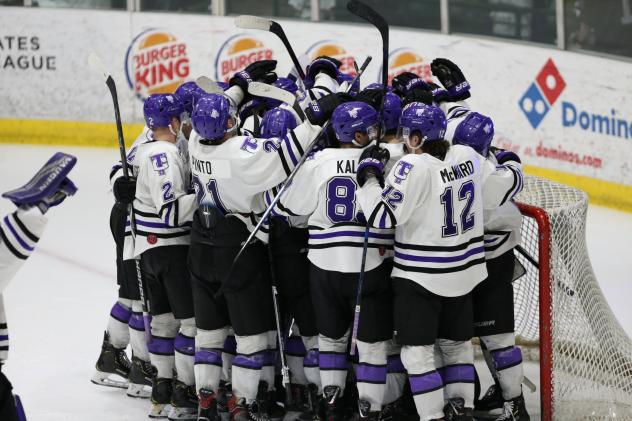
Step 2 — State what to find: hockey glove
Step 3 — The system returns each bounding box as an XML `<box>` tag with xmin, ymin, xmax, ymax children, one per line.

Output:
<box><xmin>37</xmin><ymin>177</ymin><xmax>78</xmax><ymax>214</ymax></box>
<box><xmin>113</xmin><ymin>176</ymin><xmax>137</xmax><ymax>205</ymax></box>
<box><xmin>402</xmin><ymin>88</ymin><xmax>434</xmax><ymax>106</ymax></box>
<box><xmin>357</xmin><ymin>145</ymin><xmax>390</xmax><ymax>187</ymax></box>
<box><xmin>356</xmin><ymin>88</ymin><xmax>384</xmax><ymax>111</ymax></box>
<box><xmin>492</xmin><ymin>147</ymin><xmax>522</xmax><ymax>164</ymax></box>
<box><xmin>229</xmin><ymin>60</ymin><xmax>278</xmax><ymax>92</ymax></box>
<box><xmin>305</xmin><ymin>56</ymin><xmax>342</xmax><ymax>89</ymax></box>
<box><xmin>430</xmin><ymin>58</ymin><xmax>471</xmax><ymax>101</ymax></box>
<box><xmin>428</xmin><ymin>82</ymin><xmax>451</xmax><ymax>104</ymax></box>
<box><xmin>306</xmin><ymin>92</ymin><xmax>353</xmax><ymax>126</ymax></box>
<box><xmin>392</xmin><ymin>71</ymin><xmax>430</xmax><ymax>97</ymax></box>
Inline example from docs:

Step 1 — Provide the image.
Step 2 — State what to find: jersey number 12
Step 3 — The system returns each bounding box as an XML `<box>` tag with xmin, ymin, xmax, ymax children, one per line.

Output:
<box><xmin>440</xmin><ymin>180</ymin><xmax>475</xmax><ymax>237</ymax></box>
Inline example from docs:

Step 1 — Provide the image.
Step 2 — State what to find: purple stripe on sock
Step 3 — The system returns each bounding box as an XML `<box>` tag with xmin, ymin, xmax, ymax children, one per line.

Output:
<box><xmin>387</xmin><ymin>355</ymin><xmax>406</xmax><ymax>373</ymax></box>
<box><xmin>409</xmin><ymin>370</ymin><xmax>443</xmax><ymax>395</ymax></box>
<box><xmin>195</xmin><ymin>349</ymin><xmax>223</xmax><ymax>366</ymax></box>
<box><xmin>491</xmin><ymin>346</ymin><xmax>523</xmax><ymax>371</ymax></box>
<box><xmin>304</xmin><ymin>349</ymin><xmax>319</xmax><ymax>367</ymax></box>
<box><xmin>148</xmin><ymin>336</ymin><xmax>174</xmax><ymax>356</ymax></box>
<box><xmin>128</xmin><ymin>313</ymin><xmax>145</xmax><ymax>330</ymax></box>
<box><xmin>319</xmin><ymin>352</ymin><xmax>348</xmax><ymax>370</ymax></box>
<box><xmin>285</xmin><ymin>337</ymin><xmax>306</xmax><ymax>356</ymax></box>
<box><xmin>262</xmin><ymin>349</ymin><xmax>277</xmax><ymax>366</ymax></box>
<box><xmin>356</xmin><ymin>363</ymin><xmax>387</xmax><ymax>384</ymax></box>
<box><xmin>233</xmin><ymin>352</ymin><xmax>265</xmax><ymax>370</ymax></box>
<box><xmin>0</xmin><ymin>335</ymin><xmax>8</xmax><ymax>341</ymax></box>
<box><xmin>175</xmin><ymin>333</ymin><xmax>195</xmax><ymax>356</ymax></box>
<box><xmin>3</xmin><ymin>216</ymin><xmax>33</xmax><ymax>251</ymax></box>
<box><xmin>438</xmin><ymin>364</ymin><xmax>475</xmax><ymax>384</ymax></box>
<box><xmin>223</xmin><ymin>335</ymin><xmax>236</xmax><ymax>354</ymax></box>
<box><xmin>110</xmin><ymin>302</ymin><xmax>132</xmax><ymax>323</ymax></box>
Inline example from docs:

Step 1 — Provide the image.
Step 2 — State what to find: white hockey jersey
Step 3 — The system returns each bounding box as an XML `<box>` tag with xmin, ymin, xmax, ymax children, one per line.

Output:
<box><xmin>277</xmin><ymin>148</ymin><xmax>394</xmax><ymax>273</ymax></box>
<box><xmin>109</xmin><ymin>126</ymin><xmax>153</xmax><ymax>187</ymax></box>
<box><xmin>0</xmin><ymin>207</ymin><xmax>48</xmax><ymax>362</ymax></box>
<box><xmin>443</xmin><ymin>104</ymin><xmax>523</xmax><ymax>260</ymax></box>
<box><xmin>123</xmin><ymin>139</ymin><xmax>196</xmax><ymax>259</ymax></box>
<box><xmin>357</xmin><ymin>145</ymin><xmax>523</xmax><ymax>297</ymax></box>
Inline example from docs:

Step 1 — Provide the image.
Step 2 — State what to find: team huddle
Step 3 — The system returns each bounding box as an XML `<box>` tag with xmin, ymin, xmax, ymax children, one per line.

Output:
<box><xmin>91</xmin><ymin>55</ymin><xmax>529</xmax><ymax>421</ymax></box>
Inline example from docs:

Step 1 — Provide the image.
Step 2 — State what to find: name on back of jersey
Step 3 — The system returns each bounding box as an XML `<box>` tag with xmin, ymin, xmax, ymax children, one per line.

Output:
<box><xmin>191</xmin><ymin>156</ymin><xmax>232</xmax><ymax>178</ymax></box>
<box><xmin>440</xmin><ymin>160</ymin><xmax>474</xmax><ymax>183</ymax></box>
<box><xmin>336</xmin><ymin>159</ymin><xmax>357</xmax><ymax>174</ymax></box>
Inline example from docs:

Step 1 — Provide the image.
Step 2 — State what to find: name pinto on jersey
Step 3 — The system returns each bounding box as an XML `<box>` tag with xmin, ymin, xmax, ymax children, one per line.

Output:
<box><xmin>440</xmin><ymin>160</ymin><xmax>474</xmax><ymax>183</ymax></box>
<box><xmin>192</xmin><ymin>156</ymin><xmax>213</xmax><ymax>175</ymax></box>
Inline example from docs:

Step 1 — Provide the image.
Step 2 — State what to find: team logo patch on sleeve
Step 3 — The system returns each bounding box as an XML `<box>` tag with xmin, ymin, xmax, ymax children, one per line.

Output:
<box><xmin>394</xmin><ymin>161</ymin><xmax>413</xmax><ymax>184</ymax></box>
<box><xmin>150</xmin><ymin>152</ymin><xmax>169</xmax><ymax>175</ymax></box>
<box><xmin>240</xmin><ymin>137</ymin><xmax>259</xmax><ymax>154</ymax></box>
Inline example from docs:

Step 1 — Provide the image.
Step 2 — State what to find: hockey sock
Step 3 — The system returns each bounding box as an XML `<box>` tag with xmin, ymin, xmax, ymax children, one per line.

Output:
<box><xmin>436</xmin><ymin>339</ymin><xmax>475</xmax><ymax>408</ymax></box>
<box><xmin>286</xmin><ymin>335</ymin><xmax>308</xmax><ymax>385</ymax></box>
<box><xmin>481</xmin><ymin>333</ymin><xmax>524</xmax><ymax>400</ymax></box>
<box><xmin>356</xmin><ymin>340</ymin><xmax>389</xmax><ymax>411</ymax></box>
<box><xmin>318</xmin><ymin>333</ymin><xmax>349</xmax><ymax>395</ymax></box>
<box><xmin>480</xmin><ymin>340</ymin><xmax>500</xmax><ymax>383</ymax></box>
<box><xmin>222</xmin><ymin>333</ymin><xmax>236</xmax><ymax>382</ymax></box>
<box><xmin>129</xmin><ymin>301</ymin><xmax>150</xmax><ymax>361</ymax></box>
<box><xmin>149</xmin><ymin>313</ymin><xmax>179</xmax><ymax>379</ymax></box>
<box><xmin>195</xmin><ymin>328</ymin><xmax>229</xmax><ymax>393</ymax></box>
<box><xmin>107</xmin><ymin>299</ymin><xmax>132</xmax><ymax>348</ymax></box>
<box><xmin>401</xmin><ymin>345</ymin><xmax>445</xmax><ymax>420</ymax></box>
<box><xmin>232</xmin><ymin>333</ymin><xmax>267</xmax><ymax>403</ymax></box>
<box><xmin>260</xmin><ymin>331</ymin><xmax>278</xmax><ymax>391</ymax></box>
<box><xmin>302</xmin><ymin>335</ymin><xmax>321</xmax><ymax>391</ymax></box>
<box><xmin>175</xmin><ymin>318</ymin><xmax>196</xmax><ymax>386</ymax></box>
<box><xmin>385</xmin><ymin>345</ymin><xmax>406</xmax><ymax>405</ymax></box>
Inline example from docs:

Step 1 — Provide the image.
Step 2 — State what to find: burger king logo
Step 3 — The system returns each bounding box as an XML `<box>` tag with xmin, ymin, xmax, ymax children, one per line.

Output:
<box><xmin>125</xmin><ymin>29</ymin><xmax>190</xmax><ymax>100</ymax></box>
<box><xmin>306</xmin><ymin>41</ymin><xmax>356</xmax><ymax>76</ymax></box>
<box><xmin>215</xmin><ymin>34</ymin><xmax>274</xmax><ymax>83</ymax></box>
<box><xmin>387</xmin><ymin>48</ymin><xmax>431</xmax><ymax>85</ymax></box>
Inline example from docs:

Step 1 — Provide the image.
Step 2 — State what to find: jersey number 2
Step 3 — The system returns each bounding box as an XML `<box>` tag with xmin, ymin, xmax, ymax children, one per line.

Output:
<box><xmin>440</xmin><ymin>180</ymin><xmax>475</xmax><ymax>237</ymax></box>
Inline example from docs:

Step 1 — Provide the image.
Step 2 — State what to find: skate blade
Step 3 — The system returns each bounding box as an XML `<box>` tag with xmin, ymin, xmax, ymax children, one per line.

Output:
<box><xmin>126</xmin><ymin>382</ymin><xmax>152</xmax><ymax>399</ymax></box>
<box><xmin>149</xmin><ymin>403</ymin><xmax>172</xmax><ymax>418</ymax></box>
<box><xmin>90</xmin><ymin>370</ymin><xmax>128</xmax><ymax>389</ymax></box>
<box><xmin>167</xmin><ymin>406</ymin><xmax>197</xmax><ymax>420</ymax></box>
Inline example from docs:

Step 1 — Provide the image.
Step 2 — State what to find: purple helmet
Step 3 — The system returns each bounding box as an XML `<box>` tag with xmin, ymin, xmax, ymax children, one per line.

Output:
<box><xmin>383</xmin><ymin>92</ymin><xmax>402</xmax><ymax>133</ymax></box>
<box><xmin>399</xmin><ymin>102</ymin><xmax>447</xmax><ymax>149</ymax></box>
<box><xmin>261</xmin><ymin>107</ymin><xmax>298</xmax><ymax>138</ymax></box>
<box><xmin>175</xmin><ymin>82</ymin><xmax>205</xmax><ymax>115</ymax></box>
<box><xmin>365</xmin><ymin>82</ymin><xmax>393</xmax><ymax>92</ymax></box>
<box><xmin>331</xmin><ymin>101</ymin><xmax>379</xmax><ymax>144</ymax></box>
<box><xmin>143</xmin><ymin>94</ymin><xmax>186</xmax><ymax>129</ymax></box>
<box><xmin>452</xmin><ymin>112</ymin><xmax>494</xmax><ymax>156</ymax></box>
<box><xmin>191</xmin><ymin>94</ymin><xmax>232</xmax><ymax>141</ymax></box>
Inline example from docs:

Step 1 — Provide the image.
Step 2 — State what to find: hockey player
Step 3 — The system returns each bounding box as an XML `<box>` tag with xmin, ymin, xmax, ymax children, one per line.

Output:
<box><xmin>356</xmin><ymin>102</ymin><xmax>523</xmax><ymax>421</ymax></box>
<box><xmin>92</xmin><ymin>125</ymin><xmax>155</xmax><ymax>399</ymax></box>
<box><xmin>122</xmin><ymin>93</ymin><xmax>198</xmax><ymax>419</ymax></box>
<box><xmin>259</xmin><ymin>107</ymin><xmax>323</xmax><ymax>419</ymax></box>
<box><xmin>272</xmin><ymin>100</ymin><xmax>394</xmax><ymax>420</ymax></box>
<box><xmin>0</xmin><ymin>152</ymin><xmax>77</xmax><ymax>420</ymax></box>
<box><xmin>187</xmin><ymin>59</ymin><xmax>336</xmax><ymax>421</ymax></box>
<box><xmin>445</xmin><ymin>111</ymin><xmax>529</xmax><ymax>421</ymax></box>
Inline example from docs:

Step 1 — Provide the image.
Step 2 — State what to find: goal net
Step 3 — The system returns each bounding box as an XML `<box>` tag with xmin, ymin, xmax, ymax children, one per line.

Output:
<box><xmin>513</xmin><ymin>175</ymin><xmax>632</xmax><ymax>420</ymax></box>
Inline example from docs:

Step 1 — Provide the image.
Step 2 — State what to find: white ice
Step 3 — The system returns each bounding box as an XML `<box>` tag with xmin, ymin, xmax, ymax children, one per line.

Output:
<box><xmin>0</xmin><ymin>144</ymin><xmax>630</xmax><ymax>420</ymax></box>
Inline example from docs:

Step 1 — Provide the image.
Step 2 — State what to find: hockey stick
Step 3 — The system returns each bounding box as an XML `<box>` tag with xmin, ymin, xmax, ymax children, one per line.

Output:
<box><xmin>196</xmin><ymin>76</ymin><xmax>224</xmax><ymax>94</ymax></box>
<box><xmin>346</xmin><ymin>0</ymin><xmax>390</xmax><ymax>356</ymax></box>
<box><xmin>219</xmin><ymin>56</ymin><xmax>373</xmax><ymax>295</ymax></box>
<box><xmin>248</xmin><ymin>82</ymin><xmax>306</xmax><ymax>121</ymax></box>
<box><xmin>88</xmin><ymin>53</ymin><xmax>152</xmax><ymax>344</ymax></box>
<box><xmin>234</xmin><ymin>15</ymin><xmax>306</xmax><ymax>80</ymax></box>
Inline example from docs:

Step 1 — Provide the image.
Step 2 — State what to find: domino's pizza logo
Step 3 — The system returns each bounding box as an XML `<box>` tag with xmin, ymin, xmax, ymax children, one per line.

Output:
<box><xmin>519</xmin><ymin>58</ymin><xmax>567</xmax><ymax>129</ymax></box>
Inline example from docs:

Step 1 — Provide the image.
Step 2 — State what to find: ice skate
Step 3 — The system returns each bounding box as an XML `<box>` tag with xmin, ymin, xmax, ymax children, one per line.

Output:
<box><xmin>256</xmin><ymin>381</ymin><xmax>285</xmax><ymax>421</ymax></box>
<box><xmin>91</xmin><ymin>331</ymin><xmax>131</xmax><ymax>389</ymax></box>
<box><xmin>197</xmin><ymin>388</ymin><xmax>220</xmax><ymax>421</ymax></box>
<box><xmin>494</xmin><ymin>395</ymin><xmax>529</xmax><ymax>421</ymax></box>
<box><xmin>443</xmin><ymin>398</ymin><xmax>473</xmax><ymax>421</ymax></box>
<box><xmin>168</xmin><ymin>380</ymin><xmax>198</xmax><ymax>420</ymax></box>
<box><xmin>378</xmin><ymin>397</ymin><xmax>417</xmax><ymax>421</ymax></box>
<box><xmin>150</xmin><ymin>377</ymin><xmax>174</xmax><ymax>418</ymax></box>
<box><xmin>295</xmin><ymin>383</ymin><xmax>323</xmax><ymax>421</ymax></box>
<box><xmin>127</xmin><ymin>354</ymin><xmax>154</xmax><ymax>398</ymax></box>
<box><xmin>474</xmin><ymin>384</ymin><xmax>503</xmax><ymax>419</ymax></box>
<box><xmin>227</xmin><ymin>394</ymin><xmax>270</xmax><ymax>421</ymax></box>
<box><xmin>322</xmin><ymin>385</ymin><xmax>348</xmax><ymax>421</ymax></box>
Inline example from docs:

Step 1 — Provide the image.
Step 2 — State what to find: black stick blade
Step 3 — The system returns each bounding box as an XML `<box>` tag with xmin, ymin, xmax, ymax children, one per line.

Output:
<box><xmin>347</xmin><ymin>0</ymin><xmax>389</xmax><ymax>41</ymax></box>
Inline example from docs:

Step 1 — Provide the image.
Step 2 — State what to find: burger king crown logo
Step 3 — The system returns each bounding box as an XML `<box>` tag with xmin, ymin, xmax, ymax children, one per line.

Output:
<box><xmin>306</xmin><ymin>41</ymin><xmax>356</xmax><ymax>76</ymax></box>
<box><xmin>125</xmin><ymin>29</ymin><xmax>190</xmax><ymax>101</ymax></box>
<box><xmin>215</xmin><ymin>34</ymin><xmax>274</xmax><ymax>83</ymax></box>
<box><xmin>387</xmin><ymin>48</ymin><xmax>431</xmax><ymax>85</ymax></box>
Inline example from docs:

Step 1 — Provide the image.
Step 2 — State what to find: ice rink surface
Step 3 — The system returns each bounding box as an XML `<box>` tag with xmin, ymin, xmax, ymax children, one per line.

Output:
<box><xmin>0</xmin><ymin>144</ymin><xmax>630</xmax><ymax>420</ymax></box>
